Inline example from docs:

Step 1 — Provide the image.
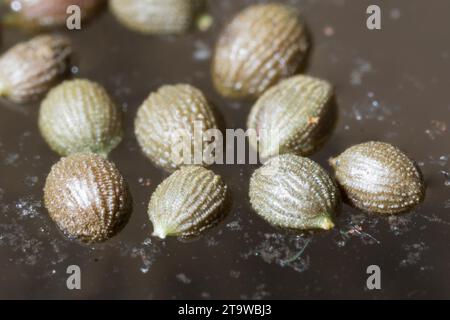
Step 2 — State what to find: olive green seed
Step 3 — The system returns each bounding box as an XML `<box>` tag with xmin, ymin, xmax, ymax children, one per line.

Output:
<box><xmin>212</xmin><ymin>3</ymin><xmax>309</xmax><ymax>99</ymax></box>
<box><xmin>329</xmin><ymin>141</ymin><xmax>425</xmax><ymax>215</ymax></box>
<box><xmin>135</xmin><ymin>84</ymin><xmax>219</xmax><ymax>171</ymax></box>
<box><xmin>247</xmin><ymin>75</ymin><xmax>336</xmax><ymax>159</ymax></box>
<box><xmin>0</xmin><ymin>34</ymin><xmax>72</xmax><ymax>103</ymax></box>
<box><xmin>110</xmin><ymin>0</ymin><xmax>204</xmax><ymax>34</ymax></box>
<box><xmin>44</xmin><ymin>153</ymin><xmax>132</xmax><ymax>243</ymax></box>
<box><xmin>148</xmin><ymin>166</ymin><xmax>228</xmax><ymax>239</ymax></box>
<box><xmin>39</xmin><ymin>79</ymin><xmax>123</xmax><ymax>157</ymax></box>
<box><xmin>250</xmin><ymin>154</ymin><xmax>340</xmax><ymax>231</ymax></box>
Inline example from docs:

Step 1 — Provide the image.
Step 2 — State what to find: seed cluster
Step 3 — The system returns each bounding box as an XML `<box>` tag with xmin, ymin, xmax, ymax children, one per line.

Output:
<box><xmin>0</xmin><ymin>2</ymin><xmax>426</xmax><ymax>244</ymax></box>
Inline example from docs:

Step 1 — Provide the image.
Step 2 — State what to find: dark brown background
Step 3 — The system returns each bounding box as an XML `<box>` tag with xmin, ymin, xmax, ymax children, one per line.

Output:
<box><xmin>0</xmin><ymin>0</ymin><xmax>449</xmax><ymax>299</ymax></box>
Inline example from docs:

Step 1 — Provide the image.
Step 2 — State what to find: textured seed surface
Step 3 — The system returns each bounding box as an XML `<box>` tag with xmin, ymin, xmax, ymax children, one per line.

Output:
<box><xmin>135</xmin><ymin>84</ymin><xmax>218</xmax><ymax>171</ymax></box>
<box><xmin>39</xmin><ymin>79</ymin><xmax>123</xmax><ymax>157</ymax></box>
<box><xmin>250</xmin><ymin>154</ymin><xmax>339</xmax><ymax>231</ymax></box>
<box><xmin>44</xmin><ymin>153</ymin><xmax>132</xmax><ymax>243</ymax></box>
<box><xmin>329</xmin><ymin>141</ymin><xmax>425</xmax><ymax>214</ymax></box>
<box><xmin>247</xmin><ymin>75</ymin><xmax>335</xmax><ymax>159</ymax></box>
<box><xmin>110</xmin><ymin>0</ymin><xmax>204</xmax><ymax>34</ymax></box>
<box><xmin>5</xmin><ymin>0</ymin><xmax>105</xmax><ymax>28</ymax></box>
<box><xmin>148</xmin><ymin>166</ymin><xmax>228</xmax><ymax>239</ymax></box>
<box><xmin>0</xmin><ymin>34</ymin><xmax>72</xmax><ymax>103</ymax></box>
<box><xmin>212</xmin><ymin>3</ymin><xmax>309</xmax><ymax>99</ymax></box>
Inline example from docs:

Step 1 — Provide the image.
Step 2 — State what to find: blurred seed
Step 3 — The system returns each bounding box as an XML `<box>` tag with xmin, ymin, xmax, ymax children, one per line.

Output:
<box><xmin>247</xmin><ymin>75</ymin><xmax>336</xmax><ymax>159</ymax></box>
<box><xmin>329</xmin><ymin>141</ymin><xmax>425</xmax><ymax>214</ymax></box>
<box><xmin>44</xmin><ymin>153</ymin><xmax>132</xmax><ymax>243</ymax></box>
<box><xmin>135</xmin><ymin>84</ymin><xmax>218</xmax><ymax>171</ymax></box>
<box><xmin>0</xmin><ymin>34</ymin><xmax>72</xmax><ymax>103</ymax></box>
<box><xmin>212</xmin><ymin>3</ymin><xmax>309</xmax><ymax>99</ymax></box>
<box><xmin>4</xmin><ymin>0</ymin><xmax>106</xmax><ymax>29</ymax></box>
<box><xmin>110</xmin><ymin>0</ymin><xmax>204</xmax><ymax>34</ymax></box>
<box><xmin>39</xmin><ymin>79</ymin><xmax>123</xmax><ymax>157</ymax></box>
<box><xmin>250</xmin><ymin>154</ymin><xmax>340</xmax><ymax>231</ymax></box>
<box><xmin>148</xmin><ymin>166</ymin><xmax>228</xmax><ymax>239</ymax></box>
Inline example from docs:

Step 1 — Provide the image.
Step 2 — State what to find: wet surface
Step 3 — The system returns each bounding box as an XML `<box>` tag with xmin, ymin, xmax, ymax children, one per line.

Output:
<box><xmin>0</xmin><ymin>0</ymin><xmax>449</xmax><ymax>299</ymax></box>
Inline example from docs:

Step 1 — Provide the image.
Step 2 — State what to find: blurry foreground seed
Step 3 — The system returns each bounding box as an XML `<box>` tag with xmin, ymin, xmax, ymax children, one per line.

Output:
<box><xmin>0</xmin><ymin>34</ymin><xmax>72</xmax><ymax>103</ymax></box>
<box><xmin>110</xmin><ymin>0</ymin><xmax>204</xmax><ymax>34</ymax></box>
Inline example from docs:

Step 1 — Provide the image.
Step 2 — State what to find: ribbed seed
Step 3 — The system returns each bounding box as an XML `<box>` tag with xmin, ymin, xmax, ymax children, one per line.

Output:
<box><xmin>110</xmin><ymin>0</ymin><xmax>204</xmax><ymax>34</ymax></box>
<box><xmin>329</xmin><ymin>141</ymin><xmax>425</xmax><ymax>214</ymax></box>
<box><xmin>0</xmin><ymin>34</ymin><xmax>72</xmax><ymax>103</ymax></box>
<box><xmin>212</xmin><ymin>3</ymin><xmax>309</xmax><ymax>99</ymax></box>
<box><xmin>250</xmin><ymin>154</ymin><xmax>339</xmax><ymax>231</ymax></box>
<box><xmin>39</xmin><ymin>79</ymin><xmax>123</xmax><ymax>157</ymax></box>
<box><xmin>148</xmin><ymin>166</ymin><xmax>228</xmax><ymax>239</ymax></box>
<box><xmin>135</xmin><ymin>84</ymin><xmax>218</xmax><ymax>171</ymax></box>
<box><xmin>44</xmin><ymin>153</ymin><xmax>132</xmax><ymax>243</ymax></box>
<box><xmin>4</xmin><ymin>0</ymin><xmax>106</xmax><ymax>29</ymax></box>
<box><xmin>247</xmin><ymin>75</ymin><xmax>335</xmax><ymax>159</ymax></box>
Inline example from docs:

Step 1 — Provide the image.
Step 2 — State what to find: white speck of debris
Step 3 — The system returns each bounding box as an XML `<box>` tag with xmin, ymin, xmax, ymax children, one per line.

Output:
<box><xmin>15</xmin><ymin>197</ymin><xmax>42</xmax><ymax>219</ymax></box>
<box><xmin>445</xmin><ymin>199</ymin><xmax>450</xmax><ymax>209</ymax></box>
<box><xmin>4</xmin><ymin>153</ymin><xmax>19</xmax><ymax>166</ymax></box>
<box><xmin>428</xmin><ymin>155</ymin><xmax>449</xmax><ymax>167</ymax></box>
<box><xmin>176</xmin><ymin>273</ymin><xmax>192</xmax><ymax>284</ymax></box>
<box><xmin>400</xmin><ymin>242</ymin><xmax>428</xmax><ymax>267</ymax></box>
<box><xmin>10</xmin><ymin>1</ymin><xmax>22</xmax><ymax>11</ymax></box>
<box><xmin>243</xmin><ymin>233</ymin><xmax>312</xmax><ymax>273</ymax></box>
<box><xmin>193</xmin><ymin>41</ymin><xmax>211</xmax><ymax>61</ymax></box>
<box><xmin>390</xmin><ymin>8</ymin><xmax>401</xmax><ymax>20</ymax></box>
<box><xmin>441</xmin><ymin>171</ymin><xmax>450</xmax><ymax>187</ymax></box>
<box><xmin>350</xmin><ymin>58</ymin><xmax>372</xmax><ymax>86</ymax></box>
<box><xmin>230</xmin><ymin>270</ymin><xmax>241</xmax><ymax>279</ymax></box>
<box><xmin>323</xmin><ymin>25</ymin><xmax>335</xmax><ymax>37</ymax></box>
<box><xmin>24</xmin><ymin>176</ymin><xmax>39</xmax><ymax>187</ymax></box>
<box><xmin>71</xmin><ymin>66</ymin><xmax>80</xmax><ymax>75</ymax></box>
<box><xmin>226</xmin><ymin>220</ymin><xmax>242</xmax><ymax>231</ymax></box>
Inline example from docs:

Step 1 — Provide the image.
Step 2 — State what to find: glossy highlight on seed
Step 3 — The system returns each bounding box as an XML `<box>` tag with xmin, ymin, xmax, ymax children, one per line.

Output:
<box><xmin>250</xmin><ymin>154</ymin><xmax>340</xmax><ymax>231</ymax></box>
<box><xmin>39</xmin><ymin>79</ymin><xmax>123</xmax><ymax>157</ymax></box>
<box><xmin>247</xmin><ymin>75</ymin><xmax>336</xmax><ymax>159</ymax></box>
<box><xmin>329</xmin><ymin>141</ymin><xmax>425</xmax><ymax>214</ymax></box>
<box><xmin>44</xmin><ymin>153</ymin><xmax>132</xmax><ymax>243</ymax></box>
<box><xmin>0</xmin><ymin>34</ymin><xmax>72</xmax><ymax>103</ymax></box>
<box><xmin>212</xmin><ymin>3</ymin><xmax>309</xmax><ymax>99</ymax></box>
<box><xmin>148</xmin><ymin>166</ymin><xmax>228</xmax><ymax>239</ymax></box>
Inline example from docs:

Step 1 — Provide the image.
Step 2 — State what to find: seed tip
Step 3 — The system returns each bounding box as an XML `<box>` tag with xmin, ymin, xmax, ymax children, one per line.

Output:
<box><xmin>319</xmin><ymin>216</ymin><xmax>335</xmax><ymax>230</ymax></box>
<box><xmin>328</xmin><ymin>157</ymin><xmax>338</xmax><ymax>168</ymax></box>
<box><xmin>152</xmin><ymin>226</ymin><xmax>168</xmax><ymax>239</ymax></box>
